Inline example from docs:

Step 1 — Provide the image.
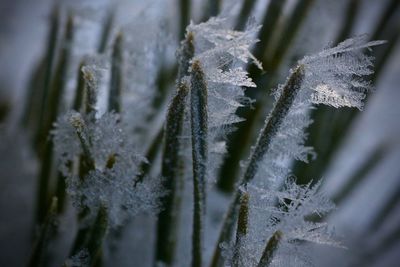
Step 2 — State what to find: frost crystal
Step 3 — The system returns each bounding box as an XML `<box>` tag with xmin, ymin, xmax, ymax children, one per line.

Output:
<box><xmin>300</xmin><ymin>35</ymin><xmax>386</xmax><ymax>110</ymax></box>
<box><xmin>186</xmin><ymin>17</ymin><xmax>262</xmax><ymax>180</ymax></box>
<box><xmin>52</xmin><ymin>111</ymin><xmax>163</xmax><ymax>227</ymax></box>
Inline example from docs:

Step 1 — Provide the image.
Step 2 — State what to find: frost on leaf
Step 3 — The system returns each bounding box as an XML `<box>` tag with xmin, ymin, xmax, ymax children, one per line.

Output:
<box><xmin>225</xmin><ymin>180</ymin><xmax>340</xmax><ymax>266</ymax></box>
<box><xmin>186</xmin><ymin>17</ymin><xmax>262</xmax><ymax>180</ymax></box>
<box><xmin>52</xmin><ymin>111</ymin><xmax>163</xmax><ymax>227</ymax></box>
<box><xmin>300</xmin><ymin>35</ymin><xmax>386</xmax><ymax>110</ymax></box>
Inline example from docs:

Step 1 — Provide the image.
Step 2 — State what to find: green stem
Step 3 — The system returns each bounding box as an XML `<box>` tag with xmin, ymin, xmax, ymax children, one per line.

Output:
<box><xmin>234</xmin><ymin>0</ymin><xmax>257</xmax><ymax>31</ymax></box>
<box><xmin>35</xmin><ymin>14</ymin><xmax>74</xmax><ymax>155</ymax></box>
<box><xmin>155</xmin><ymin>82</ymin><xmax>189</xmax><ymax>265</ymax></box>
<box><xmin>179</xmin><ymin>0</ymin><xmax>191</xmax><ymax>40</ymax></box>
<box><xmin>257</xmin><ymin>231</ymin><xmax>283</xmax><ymax>267</ymax></box>
<box><xmin>232</xmin><ymin>192</ymin><xmax>249</xmax><ymax>267</ymax></box>
<box><xmin>97</xmin><ymin>9</ymin><xmax>114</xmax><ymax>54</ymax></box>
<box><xmin>23</xmin><ymin>5</ymin><xmax>59</xmax><ymax>130</ymax></box>
<box><xmin>210</xmin><ymin>65</ymin><xmax>305</xmax><ymax>267</ymax></box>
<box><xmin>190</xmin><ymin>60</ymin><xmax>208</xmax><ymax>267</ymax></box>
<box><xmin>28</xmin><ymin>197</ymin><xmax>58</xmax><ymax>267</ymax></box>
<box><xmin>86</xmin><ymin>206</ymin><xmax>108</xmax><ymax>266</ymax></box>
<box><xmin>108</xmin><ymin>32</ymin><xmax>124</xmax><ymax>113</ymax></box>
<box><xmin>242</xmin><ymin>65</ymin><xmax>305</xmax><ymax>184</ymax></box>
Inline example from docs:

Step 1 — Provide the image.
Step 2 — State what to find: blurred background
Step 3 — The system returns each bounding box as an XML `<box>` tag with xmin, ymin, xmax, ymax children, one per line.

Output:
<box><xmin>0</xmin><ymin>0</ymin><xmax>399</xmax><ymax>266</ymax></box>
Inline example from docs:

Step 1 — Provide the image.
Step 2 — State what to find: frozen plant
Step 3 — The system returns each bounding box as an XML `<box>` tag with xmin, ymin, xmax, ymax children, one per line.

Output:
<box><xmin>15</xmin><ymin>2</ymin><xmax>390</xmax><ymax>267</ymax></box>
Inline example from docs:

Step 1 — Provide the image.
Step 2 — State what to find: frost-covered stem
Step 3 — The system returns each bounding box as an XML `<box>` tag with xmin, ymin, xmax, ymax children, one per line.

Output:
<box><xmin>72</xmin><ymin>61</ymin><xmax>86</xmax><ymax>111</ymax></box>
<box><xmin>190</xmin><ymin>60</ymin><xmax>208</xmax><ymax>267</ymax></box>
<box><xmin>82</xmin><ymin>69</ymin><xmax>97</xmax><ymax>122</ymax></box>
<box><xmin>211</xmin><ymin>65</ymin><xmax>305</xmax><ymax>267</ymax></box>
<box><xmin>97</xmin><ymin>9</ymin><xmax>114</xmax><ymax>54</ymax></box>
<box><xmin>35</xmin><ymin>14</ymin><xmax>74</xmax><ymax>154</ymax></box>
<box><xmin>28</xmin><ymin>197</ymin><xmax>58</xmax><ymax>267</ymax></box>
<box><xmin>242</xmin><ymin>65</ymin><xmax>305</xmax><ymax>184</ymax></box>
<box><xmin>177</xmin><ymin>31</ymin><xmax>195</xmax><ymax>83</ymax></box>
<box><xmin>86</xmin><ymin>205</ymin><xmax>108</xmax><ymax>266</ymax></box>
<box><xmin>21</xmin><ymin>5</ymin><xmax>59</xmax><ymax>128</ymax></box>
<box><xmin>257</xmin><ymin>231</ymin><xmax>283</xmax><ymax>267</ymax></box>
<box><xmin>70</xmin><ymin>114</ymin><xmax>95</xmax><ymax>178</ymax></box>
<box><xmin>232</xmin><ymin>192</ymin><xmax>249</xmax><ymax>267</ymax></box>
<box><xmin>179</xmin><ymin>0</ymin><xmax>191</xmax><ymax>40</ymax></box>
<box><xmin>108</xmin><ymin>32</ymin><xmax>123</xmax><ymax>113</ymax></box>
<box><xmin>155</xmin><ymin>82</ymin><xmax>189</xmax><ymax>265</ymax></box>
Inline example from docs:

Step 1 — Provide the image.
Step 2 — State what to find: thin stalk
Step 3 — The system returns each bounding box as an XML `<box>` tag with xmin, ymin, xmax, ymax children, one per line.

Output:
<box><xmin>190</xmin><ymin>60</ymin><xmax>208</xmax><ymax>267</ymax></box>
<box><xmin>86</xmin><ymin>206</ymin><xmax>108</xmax><ymax>266</ymax></box>
<box><xmin>266</xmin><ymin>0</ymin><xmax>315</xmax><ymax>71</ymax></box>
<box><xmin>28</xmin><ymin>197</ymin><xmax>58</xmax><ymax>267</ymax></box>
<box><xmin>97</xmin><ymin>9</ymin><xmax>114</xmax><ymax>54</ymax></box>
<box><xmin>253</xmin><ymin>0</ymin><xmax>287</xmax><ymax>63</ymax></box>
<box><xmin>234</xmin><ymin>0</ymin><xmax>257</xmax><ymax>31</ymax></box>
<box><xmin>242</xmin><ymin>65</ymin><xmax>305</xmax><ymax>184</ymax></box>
<box><xmin>82</xmin><ymin>68</ymin><xmax>98</xmax><ymax>122</ymax></box>
<box><xmin>257</xmin><ymin>230</ymin><xmax>283</xmax><ymax>267</ymax></box>
<box><xmin>35</xmin><ymin>14</ymin><xmax>74</xmax><ymax>155</ymax></box>
<box><xmin>179</xmin><ymin>0</ymin><xmax>191</xmax><ymax>40</ymax></box>
<box><xmin>334</xmin><ymin>0</ymin><xmax>360</xmax><ymax>44</ymax></box>
<box><xmin>217</xmin><ymin>0</ymin><xmax>311</xmax><ymax>193</ymax></box>
<box><xmin>22</xmin><ymin>5</ymin><xmax>59</xmax><ymax>129</ymax></box>
<box><xmin>35</xmin><ymin>15</ymin><xmax>74</xmax><ymax>224</ymax></box>
<box><xmin>108</xmin><ymin>33</ymin><xmax>124</xmax><ymax>113</ymax></box>
<box><xmin>155</xmin><ymin>82</ymin><xmax>189</xmax><ymax>265</ymax></box>
<box><xmin>73</xmin><ymin>61</ymin><xmax>87</xmax><ymax>112</ymax></box>
<box><xmin>232</xmin><ymin>192</ymin><xmax>249</xmax><ymax>267</ymax></box>
<box><xmin>69</xmin><ymin>114</ymin><xmax>96</xmax><ymax>176</ymax></box>
<box><xmin>178</xmin><ymin>31</ymin><xmax>195</xmax><ymax>83</ymax></box>
<box><xmin>210</xmin><ymin>65</ymin><xmax>305</xmax><ymax>267</ymax></box>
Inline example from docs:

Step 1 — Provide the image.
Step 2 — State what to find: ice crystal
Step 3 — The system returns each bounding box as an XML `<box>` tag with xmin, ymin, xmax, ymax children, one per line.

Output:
<box><xmin>300</xmin><ymin>35</ymin><xmax>386</xmax><ymax>110</ymax></box>
<box><xmin>52</xmin><ymin>111</ymin><xmax>163</xmax><ymax>227</ymax></box>
<box><xmin>186</xmin><ymin>17</ymin><xmax>262</xmax><ymax>181</ymax></box>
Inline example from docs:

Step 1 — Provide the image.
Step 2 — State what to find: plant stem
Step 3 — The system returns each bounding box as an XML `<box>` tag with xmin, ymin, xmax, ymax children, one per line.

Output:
<box><xmin>179</xmin><ymin>0</ymin><xmax>191</xmax><ymax>40</ymax></box>
<box><xmin>257</xmin><ymin>230</ymin><xmax>283</xmax><ymax>267</ymax></box>
<box><xmin>210</xmin><ymin>65</ymin><xmax>305</xmax><ymax>267</ymax></box>
<box><xmin>232</xmin><ymin>192</ymin><xmax>249</xmax><ymax>267</ymax></box>
<box><xmin>86</xmin><ymin>205</ymin><xmax>108</xmax><ymax>266</ymax></box>
<box><xmin>190</xmin><ymin>60</ymin><xmax>208</xmax><ymax>267</ymax></box>
<box><xmin>28</xmin><ymin>197</ymin><xmax>58</xmax><ymax>267</ymax></box>
<box><xmin>97</xmin><ymin>9</ymin><xmax>114</xmax><ymax>54</ymax></box>
<box><xmin>108</xmin><ymin>32</ymin><xmax>123</xmax><ymax>113</ymax></box>
<box><xmin>35</xmin><ymin>14</ymin><xmax>74</xmax><ymax>155</ymax></box>
<box><xmin>234</xmin><ymin>0</ymin><xmax>257</xmax><ymax>31</ymax></box>
<box><xmin>178</xmin><ymin>31</ymin><xmax>195</xmax><ymax>83</ymax></box>
<box><xmin>242</xmin><ymin>65</ymin><xmax>305</xmax><ymax>184</ymax></box>
<box><xmin>23</xmin><ymin>5</ymin><xmax>59</xmax><ymax>130</ymax></box>
<box><xmin>155</xmin><ymin>82</ymin><xmax>189</xmax><ymax>266</ymax></box>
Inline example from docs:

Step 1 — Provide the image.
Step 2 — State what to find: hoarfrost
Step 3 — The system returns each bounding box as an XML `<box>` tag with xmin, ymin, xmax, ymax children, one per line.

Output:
<box><xmin>52</xmin><ymin>111</ymin><xmax>163</xmax><ymax>227</ymax></box>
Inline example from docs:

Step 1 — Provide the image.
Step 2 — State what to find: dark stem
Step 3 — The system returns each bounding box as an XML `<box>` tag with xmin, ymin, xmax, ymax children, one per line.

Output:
<box><xmin>155</xmin><ymin>82</ymin><xmax>189</xmax><ymax>265</ymax></box>
<box><xmin>190</xmin><ymin>60</ymin><xmax>208</xmax><ymax>267</ymax></box>
<box><xmin>257</xmin><ymin>230</ymin><xmax>283</xmax><ymax>267</ymax></box>
<box><xmin>210</xmin><ymin>65</ymin><xmax>305</xmax><ymax>267</ymax></box>
<box><xmin>108</xmin><ymin>32</ymin><xmax>124</xmax><ymax>113</ymax></box>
